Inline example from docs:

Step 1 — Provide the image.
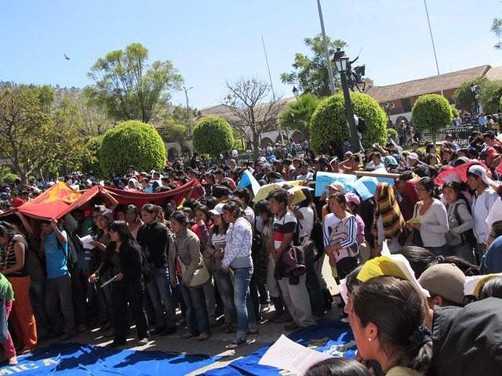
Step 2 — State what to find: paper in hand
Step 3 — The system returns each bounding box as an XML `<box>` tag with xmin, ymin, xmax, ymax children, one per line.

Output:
<box><xmin>258</xmin><ymin>334</ymin><xmax>333</xmax><ymax>376</ymax></box>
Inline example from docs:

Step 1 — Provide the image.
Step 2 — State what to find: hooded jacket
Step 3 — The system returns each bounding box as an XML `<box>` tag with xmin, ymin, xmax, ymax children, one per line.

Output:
<box><xmin>429</xmin><ymin>297</ymin><xmax>502</xmax><ymax>376</ymax></box>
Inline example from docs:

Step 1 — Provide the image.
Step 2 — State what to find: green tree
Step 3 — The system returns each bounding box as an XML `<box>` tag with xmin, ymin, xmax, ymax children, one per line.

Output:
<box><xmin>0</xmin><ymin>85</ymin><xmax>53</xmax><ymax>184</ymax></box>
<box><xmin>158</xmin><ymin>117</ymin><xmax>187</xmax><ymax>145</ymax></box>
<box><xmin>87</xmin><ymin>42</ymin><xmax>183</xmax><ymax>123</ymax></box>
<box><xmin>224</xmin><ymin>78</ymin><xmax>282</xmax><ymax>159</ymax></box>
<box><xmin>412</xmin><ymin>94</ymin><xmax>453</xmax><ymax>141</ymax></box>
<box><xmin>453</xmin><ymin>78</ymin><xmax>484</xmax><ymax>113</ymax></box>
<box><xmin>310</xmin><ymin>92</ymin><xmax>387</xmax><ymax>156</ymax></box>
<box><xmin>492</xmin><ymin>18</ymin><xmax>502</xmax><ymax>49</ymax></box>
<box><xmin>99</xmin><ymin>120</ymin><xmax>166</xmax><ymax>175</ymax></box>
<box><xmin>387</xmin><ymin>128</ymin><xmax>398</xmax><ymax>143</ymax></box>
<box><xmin>279</xmin><ymin>93</ymin><xmax>320</xmax><ymax>140</ymax></box>
<box><xmin>81</xmin><ymin>135</ymin><xmax>104</xmax><ymax>175</ymax></box>
<box><xmin>0</xmin><ymin>166</ymin><xmax>19</xmax><ymax>185</ymax></box>
<box><xmin>451</xmin><ymin>106</ymin><xmax>460</xmax><ymax>118</ymax></box>
<box><xmin>480</xmin><ymin>80</ymin><xmax>502</xmax><ymax>114</ymax></box>
<box><xmin>192</xmin><ymin>115</ymin><xmax>233</xmax><ymax>157</ymax></box>
<box><xmin>281</xmin><ymin>34</ymin><xmax>347</xmax><ymax>97</ymax></box>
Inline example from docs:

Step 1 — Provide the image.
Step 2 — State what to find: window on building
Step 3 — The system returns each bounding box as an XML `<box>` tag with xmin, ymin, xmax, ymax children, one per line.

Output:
<box><xmin>401</xmin><ymin>98</ymin><xmax>412</xmax><ymax>113</ymax></box>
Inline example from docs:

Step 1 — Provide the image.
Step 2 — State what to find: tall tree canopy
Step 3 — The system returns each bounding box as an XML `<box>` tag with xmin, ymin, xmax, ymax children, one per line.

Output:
<box><xmin>87</xmin><ymin>42</ymin><xmax>183</xmax><ymax>123</ymax></box>
<box><xmin>0</xmin><ymin>85</ymin><xmax>89</xmax><ymax>183</ymax></box>
<box><xmin>281</xmin><ymin>34</ymin><xmax>347</xmax><ymax>97</ymax></box>
<box><xmin>224</xmin><ymin>78</ymin><xmax>283</xmax><ymax>159</ymax></box>
<box><xmin>492</xmin><ymin>18</ymin><xmax>502</xmax><ymax>49</ymax></box>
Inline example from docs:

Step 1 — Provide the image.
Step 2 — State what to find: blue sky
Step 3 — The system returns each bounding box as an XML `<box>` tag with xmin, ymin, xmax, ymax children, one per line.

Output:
<box><xmin>1</xmin><ymin>0</ymin><xmax>501</xmax><ymax>109</ymax></box>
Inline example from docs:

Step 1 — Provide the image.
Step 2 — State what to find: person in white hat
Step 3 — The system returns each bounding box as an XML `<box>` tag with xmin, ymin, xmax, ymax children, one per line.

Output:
<box><xmin>466</xmin><ymin>164</ymin><xmax>499</xmax><ymax>262</ymax></box>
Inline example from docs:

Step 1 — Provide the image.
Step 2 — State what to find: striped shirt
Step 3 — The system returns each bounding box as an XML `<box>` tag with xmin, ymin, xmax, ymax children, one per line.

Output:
<box><xmin>272</xmin><ymin>211</ymin><xmax>297</xmax><ymax>253</ymax></box>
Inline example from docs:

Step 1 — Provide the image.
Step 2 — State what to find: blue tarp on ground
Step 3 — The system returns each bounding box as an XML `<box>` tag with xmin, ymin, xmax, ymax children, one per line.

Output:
<box><xmin>1</xmin><ymin>343</ymin><xmax>219</xmax><ymax>376</ymax></box>
<box><xmin>203</xmin><ymin>320</ymin><xmax>356</xmax><ymax>376</ymax></box>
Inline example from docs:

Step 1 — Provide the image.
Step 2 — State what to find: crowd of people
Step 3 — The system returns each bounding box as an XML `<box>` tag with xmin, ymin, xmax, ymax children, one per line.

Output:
<box><xmin>1</xmin><ymin>129</ymin><xmax>502</xmax><ymax>374</ymax></box>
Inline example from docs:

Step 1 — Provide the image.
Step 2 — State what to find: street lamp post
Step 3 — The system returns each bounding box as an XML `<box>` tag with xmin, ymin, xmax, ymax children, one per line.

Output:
<box><xmin>334</xmin><ymin>49</ymin><xmax>363</xmax><ymax>153</ymax></box>
<box><xmin>183</xmin><ymin>86</ymin><xmax>193</xmax><ymax>136</ymax></box>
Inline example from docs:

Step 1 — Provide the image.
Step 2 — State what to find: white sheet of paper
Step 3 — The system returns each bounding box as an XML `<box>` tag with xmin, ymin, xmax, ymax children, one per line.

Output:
<box><xmin>258</xmin><ymin>334</ymin><xmax>333</xmax><ymax>376</ymax></box>
<box><xmin>78</xmin><ymin>235</ymin><xmax>94</xmax><ymax>250</ymax></box>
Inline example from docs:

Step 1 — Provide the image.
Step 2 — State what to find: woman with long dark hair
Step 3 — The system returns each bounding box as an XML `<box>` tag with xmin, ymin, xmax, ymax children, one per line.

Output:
<box><xmin>0</xmin><ymin>221</ymin><xmax>37</xmax><ymax>353</ymax></box>
<box><xmin>206</xmin><ymin>203</ymin><xmax>236</xmax><ymax>332</ymax></box>
<box><xmin>442</xmin><ymin>181</ymin><xmax>475</xmax><ymax>263</ymax></box>
<box><xmin>169</xmin><ymin>211</ymin><xmax>210</xmax><ymax>341</ymax></box>
<box><xmin>221</xmin><ymin>200</ymin><xmax>257</xmax><ymax>348</ymax></box>
<box><xmin>89</xmin><ymin>221</ymin><xmax>149</xmax><ymax>347</ymax></box>
<box><xmin>323</xmin><ymin>193</ymin><xmax>358</xmax><ymax>280</ymax></box>
<box><xmin>409</xmin><ymin>177</ymin><xmax>449</xmax><ymax>256</ymax></box>
<box><xmin>137</xmin><ymin>203</ymin><xmax>176</xmax><ymax>335</ymax></box>
<box><xmin>349</xmin><ymin>276</ymin><xmax>432</xmax><ymax>375</ymax></box>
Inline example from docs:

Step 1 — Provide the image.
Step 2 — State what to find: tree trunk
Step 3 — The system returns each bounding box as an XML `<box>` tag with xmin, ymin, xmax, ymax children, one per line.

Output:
<box><xmin>252</xmin><ymin>136</ymin><xmax>259</xmax><ymax>161</ymax></box>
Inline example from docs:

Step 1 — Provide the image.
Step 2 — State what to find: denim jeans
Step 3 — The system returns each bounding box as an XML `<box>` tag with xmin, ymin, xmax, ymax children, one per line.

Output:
<box><xmin>202</xmin><ymin>278</ymin><xmax>217</xmax><ymax>321</ymax></box>
<box><xmin>146</xmin><ymin>267</ymin><xmax>176</xmax><ymax>330</ymax></box>
<box><xmin>231</xmin><ymin>266</ymin><xmax>256</xmax><ymax>340</ymax></box>
<box><xmin>179</xmin><ymin>284</ymin><xmax>209</xmax><ymax>335</ymax></box>
<box><xmin>214</xmin><ymin>270</ymin><xmax>235</xmax><ymax>323</ymax></box>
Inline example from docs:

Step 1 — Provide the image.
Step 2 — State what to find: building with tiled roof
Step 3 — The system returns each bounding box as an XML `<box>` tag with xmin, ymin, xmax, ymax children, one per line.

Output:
<box><xmin>366</xmin><ymin>65</ymin><xmax>493</xmax><ymax>124</ymax></box>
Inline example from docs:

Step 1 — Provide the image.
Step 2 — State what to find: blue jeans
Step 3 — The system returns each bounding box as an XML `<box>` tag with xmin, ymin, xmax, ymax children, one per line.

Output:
<box><xmin>180</xmin><ymin>284</ymin><xmax>209</xmax><ymax>335</ymax></box>
<box><xmin>214</xmin><ymin>270</ymin><xmax>236</xmax><ymax>323</ymax></box>
<box><xmin>146</xmin><ymin>267</ymin><xmax>176</xmax><ymax>329</ymax></box>
<box><xmin>231</xmin><ymin>266</ymin><xmax>256</xmax><ymax>340</ymax></box>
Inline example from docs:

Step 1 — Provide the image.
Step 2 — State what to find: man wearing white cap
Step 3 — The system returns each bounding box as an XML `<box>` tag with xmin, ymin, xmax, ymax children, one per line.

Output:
<box><xmin>466</xmin><ymin>165</ymin><xmax>498</xmax><ymax>263</ymax></box>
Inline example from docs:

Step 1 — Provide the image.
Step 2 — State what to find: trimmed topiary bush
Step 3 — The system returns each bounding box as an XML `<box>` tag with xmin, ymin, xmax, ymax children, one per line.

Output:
<box><xmin>412</xmin><ymin>94</ymin><xmax>453</xmax><ymax>141</ymax></box>
<box><xmin>193</xmin><ymin>115</ymin><xmax>234</xmax><ymax>157</ymax></box>
<box><xmin>387</xmin><ymin>128</ymin><xmax>399</xmax><ymax>143</ymax></box>
<box><xmin>99</xmin><ymin>120</ymin><xmax>166</xmax><ymax>175</ymax></box>
<box><xmin>310</xmin><ymin>92</ymin><xmax>387</xmax><ymax>155</ymax></box>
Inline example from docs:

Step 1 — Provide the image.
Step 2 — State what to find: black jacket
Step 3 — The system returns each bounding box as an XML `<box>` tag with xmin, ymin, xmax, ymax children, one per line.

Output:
<box><xmin>96</xmin><ymin>241</ymin><xmax>143</xmax><ymax>285</ymax></box>
<box><xmin>429</xmin><ymin>297</ymin><xmax>502</xmax><ymax>376</ymax></box>
<box><xmin>137</xmin><ymin>222</ymin><xmax>170</xmax><ymax>268</ymax></box>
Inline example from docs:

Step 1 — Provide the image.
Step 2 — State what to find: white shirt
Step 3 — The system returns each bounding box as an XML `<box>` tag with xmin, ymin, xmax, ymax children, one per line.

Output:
<box><xmin>297</xmin><ymin>206</ymin><xmax>314</xmax><ymax>237</ymax></box>
<box><xmin>472</xmin><ymin>188</ymin><xmax>498</xmax><ymax>243</ymax></box>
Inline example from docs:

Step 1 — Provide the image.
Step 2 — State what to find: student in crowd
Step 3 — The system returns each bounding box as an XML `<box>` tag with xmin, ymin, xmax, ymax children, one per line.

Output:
<box><xmin>0</xmin><ymin>273</ymin><xmax>17</xmax><ymax>365</ymax></box>
<box><xmin>349</xmin><ymin>276</ymin><xmax>432</xmax><ymax>375</ymax></box>
<box><xmin>137</xmin><ymin>204</ymin><xmax>176</xmax><ymax>336</ymax></box>
<box><xmin>39</xmin><ymin>219</ymin><xmax>76</xmax><ymax>340</ymax></box>
<box><xmin>206</xmin><ymin>203</ymin><xmax>236</xmax><ymax>332</ymax></box>
<box><xmin>0</xmin><ymin>221</ymin><xmax>37</xmax><ymax>353</ymax></box>
<box><xmin>442</xmin><ymin>181</ymin><xmax>475</xmax><ymax>263</ymax></box>
<box><xmin>169</xmin><ymin>211</ymin><xmax>210</xmax><ymax>341</ymax></box>
<box><xmin>306</xmin><ymin>357</ymin><xmax>371</xmax><ymax>376</ymax></box>
<box><xmin>89</xmin><ymin>221</ymin><xmax>149</xmax><ymax>347</ymax></box>
<box><xmin>323</xmin><ymin>193</ymin><xmax>359</xmax><ymax>280</ymax></box>
<box><xmin>371</xmin><ymin>183</ymin><xmax>405</xmax><ymax>254</ymax></box>
<box><xmin>221</xmin><ymin>200</ymin><xmax>257</xmax><ymax>348</ymax></box>
<box><xmin>269</xmin><ymin>188</ymin><xmax>316</xmax><ymax>329</ymax></box>
<box><xmin>409</xmin><ymin>177</ymin><xmax>449</xmax><ymax>256</ymax></box>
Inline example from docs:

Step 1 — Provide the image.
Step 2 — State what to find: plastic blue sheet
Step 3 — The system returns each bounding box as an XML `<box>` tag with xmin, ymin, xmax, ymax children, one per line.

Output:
<box><xmin>203</xmin><ymin>320</ymin><xmax>356</xmax><ymax>376</ymax></box>
<box><xmin>3</xmin><ymin>343</ymin><xmax>219</xmax><ymax>376</ymax></box>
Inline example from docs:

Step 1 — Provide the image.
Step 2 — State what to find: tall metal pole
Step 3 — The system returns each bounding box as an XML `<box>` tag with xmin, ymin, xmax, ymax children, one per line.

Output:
<box><xmin>423</xmin><ymin>0</ymin><xmax>444</xmax><ymax>96</ymax></box>
<box><xmin>339</xmin><ymin>70</ymin><xmax>362</xmax><ymax>153</ymax></box>
<box><xmin>261</xmin><ymin>35</ymin><xmax>284</xmax><ymax>144</ymax></box>
<box><xmin>183</xmin><ymin>86</ymin><xmax>193</xmax><ymax>136</ymax></box>
<box><xmin>316</xmin><ymin>0</ymin><xmax>336</xmax><ymax>95</ymax></box>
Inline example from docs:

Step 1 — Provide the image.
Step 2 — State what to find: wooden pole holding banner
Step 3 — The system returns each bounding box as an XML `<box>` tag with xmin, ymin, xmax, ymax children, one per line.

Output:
<box><xmin>355</xmin><ymin>171</ymin><xmax>400</xmax><ymax>179</ymax></box>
